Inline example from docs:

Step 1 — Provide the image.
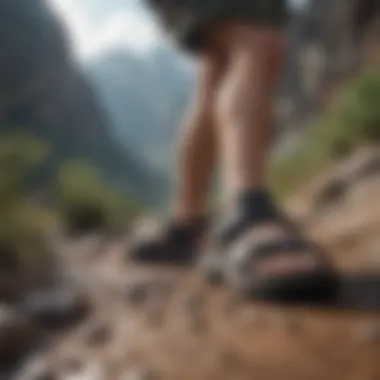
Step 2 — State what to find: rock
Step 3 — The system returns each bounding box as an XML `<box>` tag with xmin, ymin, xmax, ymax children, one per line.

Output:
<box><xmin>15</xmin><ymin>357</ymin><xmax>55</xmax><ymax>380</ymax></box>
<box><xmin>124</xmin><ymin>282</ymin><xmax>150</xmax><ymax>307</ymax></box>
<box><xmin>84</xmin><ymin>321</ymin><xmax>112</xmax><ymax>347</ymax></box>
<box><xmin>310</xmin><ymin>146</ymin><xmax>380</xmax><ymax>214</ymax></box>
<box><xmin>312</xmin><ymin>177</ymin><xmax>348</xmax><ymax>211</ymax></box>
<box><xmin>0</xmin><ymin>305</ymin><xmax>39</xmax><ymax>365</ymax></box>
<box><xmin>348</xmin><ymin>146</ymin><xmax>380</xmax><ymax>183</ymax></box>
<box><xmin>21</xmin><ymin>286</ymin><xmax>92</xmax><ymax>329</ymax></box>
<box><xmin>62</xmin><ymin>362</ymin><xmax>104</xmax><ymax>380</ymax></box>
<box><xmin>124</xmin><ymin>279</ymin><xmax>174</xmax><ymax>308</ymax></box>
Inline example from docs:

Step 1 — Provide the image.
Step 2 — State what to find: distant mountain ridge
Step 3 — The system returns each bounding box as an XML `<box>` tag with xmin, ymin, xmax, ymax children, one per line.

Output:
<box><xmin>0</xmin><ymin>0</ymin><xmax>166</xmax><ymax>204</ymax></box>
<box><xmin>86</xmin><ymin>45</ymin><xmax>194</xmax><ymax>173</ymax></box>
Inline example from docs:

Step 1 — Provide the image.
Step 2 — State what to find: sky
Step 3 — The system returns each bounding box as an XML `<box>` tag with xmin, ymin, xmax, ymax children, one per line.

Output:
<box><xmin>49</xmin><ymin>0</ymin><xmax>307</xmax><ymax>60</ymax></box>
<box><xmin>49</xmin><ymin>0</ymin><xmax>162</xmax><ymax>59</ymax></box>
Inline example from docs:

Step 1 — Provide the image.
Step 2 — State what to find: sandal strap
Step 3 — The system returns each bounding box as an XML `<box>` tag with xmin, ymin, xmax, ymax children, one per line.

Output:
<box><xmin>230</xmin><ymin>230</ymin><xmax>332</xmax><ymax>273</ymax></box>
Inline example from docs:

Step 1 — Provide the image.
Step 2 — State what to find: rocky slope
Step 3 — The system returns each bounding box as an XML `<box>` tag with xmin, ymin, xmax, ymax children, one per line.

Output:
<box><xmin>279</xmin><ymin>0</ymin><xmax>380</xmax><ymax>133</ymax></box>
<box><xmin>2</xmin><ymin>146</ymin><xmax>380</xmax><ymax>380</ymax></box>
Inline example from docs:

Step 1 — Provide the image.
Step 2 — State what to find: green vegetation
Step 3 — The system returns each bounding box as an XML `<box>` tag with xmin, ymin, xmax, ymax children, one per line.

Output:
<box><xmin>269</xmin><ymin>69</ymin><xmax>380</xmax><ymax>198</ymax></box>
<box><xmin>0</xmin><ymin>131</ymin><xmax>145</xmax><ymax>277</ymax></box>
<box><xmin>0</xmin><ymin>134</ymin><xmax>55</xmax><ymax>274</ymax></box>
<box><xmin>56</xmin><ymin>160</ymin><xmax>144</xmax><ymax>235</ymax></box>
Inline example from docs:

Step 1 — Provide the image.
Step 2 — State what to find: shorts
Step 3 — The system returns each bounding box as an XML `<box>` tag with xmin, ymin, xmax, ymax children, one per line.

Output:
<box><xmin>148</xmin><ymin>0</ymin><xmax>289</xmax><ymax>53</ymax></box>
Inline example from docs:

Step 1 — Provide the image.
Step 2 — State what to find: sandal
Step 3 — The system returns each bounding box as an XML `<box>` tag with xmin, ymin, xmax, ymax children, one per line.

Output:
<box><xmin>223</xmin><ymin>218</ymin><xmax>338</xmax><ymax>302</ymax></box>
<box><xmin>200</xmin><ymin>208</ymin><xmax>338</xmax><ymax>302</ymax></box>
<box><xmin>127</xmin><ymin>218</ymin><xmax>208</xmax><ymax>266</ymax></box>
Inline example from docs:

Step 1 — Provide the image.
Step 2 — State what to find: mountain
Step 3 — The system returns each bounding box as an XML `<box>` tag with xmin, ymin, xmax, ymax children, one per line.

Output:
<box><xmin>86</xmin><ymin>44</ymin><xmax>195</xmax><ymax>173</ymax></box>
<box><xmin>0</xmin><ymin>0</ymin><xmax>166</xmax><ymax>204</ymax></box>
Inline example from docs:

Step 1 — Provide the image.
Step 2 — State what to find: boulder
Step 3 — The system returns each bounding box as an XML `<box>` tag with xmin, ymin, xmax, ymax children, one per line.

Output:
<box><xmin>21</xmin><ymin>286</ymin><xmax>92</xmax><ymax>330</ymax></box>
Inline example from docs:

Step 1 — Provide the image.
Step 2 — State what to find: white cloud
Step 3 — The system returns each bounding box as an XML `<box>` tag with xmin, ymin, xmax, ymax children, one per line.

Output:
<box><xmin>93</xmin><ymin>11</ymin><xmax>161</xmax><ymax>55</ymax></box>
<box><xmin>49</xmin><ymin>0</ymin><xmax>161</xmax><ymax>59</ymax></box>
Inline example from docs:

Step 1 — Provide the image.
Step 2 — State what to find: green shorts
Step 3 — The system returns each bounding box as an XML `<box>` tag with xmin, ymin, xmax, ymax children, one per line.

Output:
<box><xmin>148</xmin><ymin>0</ymin><xmax>289</xmax><ymax>52</ymax></box>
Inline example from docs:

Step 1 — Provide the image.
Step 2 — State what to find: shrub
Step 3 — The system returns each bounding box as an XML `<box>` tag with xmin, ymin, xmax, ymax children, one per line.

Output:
<box><xmin>0</xmin><ymin>133</ymin><xmax>56</xmax><ymax>276</ymax></box>
<box><xmin>269</xmin><ymin>69</ymin><xmax>380</xmax><ymax>197</ymax></box>
<box><xmin>0</xmin><ymin>201</ymin><xmax>57</xmax><ymax>275</ymax></box>
<box><xmin>56</xmin><ymin>160</ymin><xmax>144</xmax><ymax>235</ymax></box>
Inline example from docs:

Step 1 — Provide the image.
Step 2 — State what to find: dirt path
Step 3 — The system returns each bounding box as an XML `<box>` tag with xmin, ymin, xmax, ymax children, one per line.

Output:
<box><xmin>13</xmin><ymin>177</ymin><xmax>380</xmax><ymax>380</ymax></box>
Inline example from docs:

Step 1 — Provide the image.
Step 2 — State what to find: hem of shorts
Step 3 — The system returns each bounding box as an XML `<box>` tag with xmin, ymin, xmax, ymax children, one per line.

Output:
<box><xmin>177</xmin><ymin>12</ymin><xmax>289</xmax><ymax>53</ymax></box>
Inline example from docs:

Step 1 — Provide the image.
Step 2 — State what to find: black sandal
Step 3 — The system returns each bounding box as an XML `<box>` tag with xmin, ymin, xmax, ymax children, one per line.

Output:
<box><xmin>200</xmin><ymin>212</ymin><xmax>338</xmax><ymax>302</ymax></box>
<box><xmin>127</xmin><ymin>218</ymin><xmax>208</xmax><ymax>266</ymax></box>
<box><xmin>223</xmin><ymin>220</ymin><xmax>338</xmax><ymax>302</ymax></box>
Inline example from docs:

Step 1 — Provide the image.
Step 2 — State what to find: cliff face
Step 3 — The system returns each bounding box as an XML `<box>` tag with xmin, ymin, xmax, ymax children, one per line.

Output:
<box><xmin>278</xmin><ymin>0</ymin><xmax>380</xmax><ymax>134</ymax></box>
<box><xmin>0</xmin><ymin>0</ymin><xmax>165</xmax><ymax>203</ymax></box>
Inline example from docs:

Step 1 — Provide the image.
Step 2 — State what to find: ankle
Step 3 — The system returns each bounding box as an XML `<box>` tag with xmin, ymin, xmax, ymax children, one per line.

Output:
<box><xmin>235</xmin><ymin>187</ymin><xmax>279</xmax><ymax>220</ymax></box>
<box><xmin>173</xmin><ymin>206</ymin><xmax>207</xmax><ymax>224</ymax></box>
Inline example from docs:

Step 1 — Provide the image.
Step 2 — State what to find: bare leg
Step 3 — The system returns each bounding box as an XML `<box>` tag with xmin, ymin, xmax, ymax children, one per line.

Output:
<box><xmin>174</xmin><ymin>49</ymin><xmax>225</xmax><ymax>221</ymax></box>
<box><xmin>129</xmin><ymin>49</ymin><xmax>225</xmax><ymax>264</ymax></box>
<box><xmin>203</xmin><ymin>24</ymin><xmax>337</xmax><ymax>300</ymax></box>
<box><xmin>214</xmin><ymin>23</ymin><xmax>286</xmax><ymax>200</ymax></box>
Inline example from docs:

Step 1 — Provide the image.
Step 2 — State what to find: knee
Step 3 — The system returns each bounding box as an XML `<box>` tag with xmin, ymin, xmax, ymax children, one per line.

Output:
<box><xmin>214</xmin><ymin>64</ymin><xmax>248</xmax><ymax>129</ymax></box>
<box><xmin>214</xmin><ymin>84</ymin><xmax>238</xmax><ymax>129</ymax></box>
<box><xmin>214</xmin><ymin>33</ymin><xmax>286</xmax><ymax>127</ymax></box>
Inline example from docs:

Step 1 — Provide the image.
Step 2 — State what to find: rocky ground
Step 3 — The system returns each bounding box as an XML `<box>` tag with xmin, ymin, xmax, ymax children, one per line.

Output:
<box><xmin>2</xmin><ymin>146</ymin><xmax>380</xmax><ymax>380</ymax></box>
